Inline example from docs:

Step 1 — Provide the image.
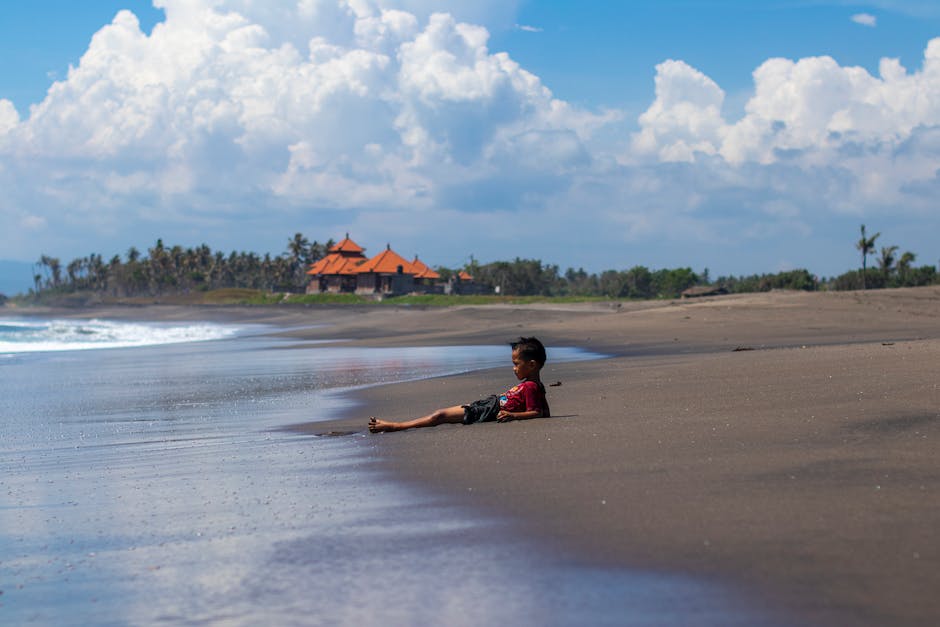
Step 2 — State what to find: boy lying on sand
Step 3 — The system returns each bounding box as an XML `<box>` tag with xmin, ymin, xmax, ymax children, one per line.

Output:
<box><xmin>368</xmin><ymin>337</ymin><xmax>550</xmax><ymax>433</ymax></box>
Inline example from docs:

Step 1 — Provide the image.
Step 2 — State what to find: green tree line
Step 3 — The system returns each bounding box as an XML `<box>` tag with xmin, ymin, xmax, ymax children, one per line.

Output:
<box><xmin>26</xmin><ymin>227</ymin><xmax>938</xmax><ymax>300</ymax></box>
<box><xmin>830</xmin><ymin>224</ymin><xmax>938</xmax><ymax>290</ymax></box>
<box><xmin>32</xmin><ymin>234</ymin><xmax>333</xmax><ymax>297</ymax></box>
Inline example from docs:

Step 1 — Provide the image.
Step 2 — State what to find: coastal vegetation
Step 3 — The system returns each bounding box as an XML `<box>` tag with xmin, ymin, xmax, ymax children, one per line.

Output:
<box><xmin>30</xmin><ymin>234</ymin><xmax>327</xmax><ymax>298</ymax></box>
<box><xmin>14</xmin><ymin>228</ymin><xmax>938</xmax><ymax>306</ymax></box>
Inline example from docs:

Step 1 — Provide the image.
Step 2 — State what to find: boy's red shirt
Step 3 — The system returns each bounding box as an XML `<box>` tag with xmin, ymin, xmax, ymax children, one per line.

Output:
<box><xmin>499</xmin><ymin>380</ymin><xmax>550</xmax><ymax>416</ymax></box>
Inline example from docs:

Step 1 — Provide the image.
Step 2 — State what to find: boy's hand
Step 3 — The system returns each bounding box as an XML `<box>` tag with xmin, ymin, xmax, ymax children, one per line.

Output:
<box><xmin>496</xmin><ymin>410</ymin><xmax>514</xmax><ymax>422</ymax></box>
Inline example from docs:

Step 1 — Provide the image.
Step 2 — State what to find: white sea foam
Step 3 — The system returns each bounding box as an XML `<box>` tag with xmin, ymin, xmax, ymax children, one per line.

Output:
<box><xmin>0</xmin><ymin>318</ymin><xmax>239</xmax><ymax>353</ymax></box>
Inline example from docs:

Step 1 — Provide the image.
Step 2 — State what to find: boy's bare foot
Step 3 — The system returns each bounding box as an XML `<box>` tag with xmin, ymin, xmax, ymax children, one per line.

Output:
<box><xmin>368</xmin><ymin>416</ymin><xmax>396</xmax><ymax>433</ymax></box>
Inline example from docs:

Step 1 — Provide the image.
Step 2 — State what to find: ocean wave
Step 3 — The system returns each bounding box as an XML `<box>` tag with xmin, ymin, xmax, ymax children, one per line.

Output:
<box><xmin>0</xmin><ymin>318</ymin><xmax>240</xmax><ymax>353</ymax></box>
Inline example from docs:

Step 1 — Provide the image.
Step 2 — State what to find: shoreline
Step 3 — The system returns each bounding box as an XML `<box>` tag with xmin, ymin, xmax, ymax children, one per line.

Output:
<box><xmin>5</xmin><ymin>287</ymin><xmax>940</xmax><ymax>624</ymax></box>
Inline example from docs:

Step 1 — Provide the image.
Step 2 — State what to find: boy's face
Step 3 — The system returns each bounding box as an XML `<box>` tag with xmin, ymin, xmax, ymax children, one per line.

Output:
<box><xmin>511</xmin><ymin>348</ymin><xmax>538</xmax><ymax>380</ymax></box>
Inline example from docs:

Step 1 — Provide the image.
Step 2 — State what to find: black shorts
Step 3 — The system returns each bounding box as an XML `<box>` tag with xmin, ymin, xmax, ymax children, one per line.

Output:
<box><xmin>462</xmin><ymin>395</ymin><xmax>500</xmax><ymax>424</ymax></box>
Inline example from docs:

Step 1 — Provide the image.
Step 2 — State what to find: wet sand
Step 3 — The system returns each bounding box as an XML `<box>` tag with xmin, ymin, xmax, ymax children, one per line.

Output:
<box><xmin>9</xmin><ymin>287</ymin><xmax>940</xmax><ymax>625</ymax></box>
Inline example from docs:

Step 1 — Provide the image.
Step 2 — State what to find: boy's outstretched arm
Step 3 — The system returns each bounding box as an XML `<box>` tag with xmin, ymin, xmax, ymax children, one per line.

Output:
<box><xmin>496</xmin><ymin>409</ymin><xmax>542</xmax><ymax>422</ymax></box>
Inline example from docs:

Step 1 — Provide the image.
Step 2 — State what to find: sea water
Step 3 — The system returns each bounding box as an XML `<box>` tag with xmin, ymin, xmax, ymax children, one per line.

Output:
<box><xmin>0</xmin><ymin>317</ymin><xmax>239</xmax><ymax>353</ymax></box>
<box><xmin>0</xmin><ymin>317</ymin><xmax>779</xmax><ymax>626</ymax></box>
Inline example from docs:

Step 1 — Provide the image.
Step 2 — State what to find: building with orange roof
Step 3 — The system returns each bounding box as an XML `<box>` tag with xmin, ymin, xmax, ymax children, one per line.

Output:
<box><xmin>355</xmin><ymin>244</ymin><xmax>416</xmax><ymax>295</ymax></box>
<box><xmin>410</xmin><ymin>256</ymin><xmax>440</xmax><ymax>289</ymax></box>
<box><xmin>306</xmin><ymin>235</ymin><xmax>454</xmax><ymax>296</ymax></box>
<box><xmin>305</xmin><ymin>234</ymin><xmax>367</xmax><ymax>293</ymax></box>
<box><xmin>443</xmin><ymin>269</ymin><xmax>484</xmax><ymax>295</ymax></box>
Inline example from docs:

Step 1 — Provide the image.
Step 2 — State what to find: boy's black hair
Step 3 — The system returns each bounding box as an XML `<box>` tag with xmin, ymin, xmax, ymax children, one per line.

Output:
<box><xmin>511</xmin><ymin>336</ymin><xmax>546</xmax><ymax>367</ymax></box>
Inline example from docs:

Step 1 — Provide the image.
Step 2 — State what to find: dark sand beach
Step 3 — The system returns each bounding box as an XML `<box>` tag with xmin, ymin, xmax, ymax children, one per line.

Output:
<box><xmin>286</xmin><ymin>287</ymin><xmax>940</xmax><ymax>626</ymax></box>
<box><xmin>8</xmin><ymin>287</ymin><xmax>940</xmax><ymax>625</ymax></box>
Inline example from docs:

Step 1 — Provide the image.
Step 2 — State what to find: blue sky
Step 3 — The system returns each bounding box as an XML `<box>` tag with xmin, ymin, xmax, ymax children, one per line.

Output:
<box><xmin>1</xmin><ymin>0</ymin><xmax>939</xmax><ymax>284</ymax></box>
<box><xmin>497</xmin><ymin>2</ymin><xmax>939</xmax><ymax>112</ymax></box>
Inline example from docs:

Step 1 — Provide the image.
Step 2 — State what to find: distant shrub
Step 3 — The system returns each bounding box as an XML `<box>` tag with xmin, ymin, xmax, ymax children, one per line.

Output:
<box><xmin>829</xmin><ymin>269</ymin><xmax>885</xmax><ymax>291</ymax></box>
<box><xmin>651</xmin><ymin>267</ymin><xmax>698</xmax><ymax>299</ymax></box>
<box><xmin>896</xmin><ymin>265</ymin><xmax>937</xmax><ymax>287</ymax></box>
<box><xmin>718</xmin><ymin>269</ymin><xmax>817</xmax><ymax>293</ymax></box>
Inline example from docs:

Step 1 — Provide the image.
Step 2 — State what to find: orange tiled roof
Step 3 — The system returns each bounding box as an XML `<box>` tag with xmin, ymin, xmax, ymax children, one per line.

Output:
<box><xmin>328</xmin><ymin>233</ymin><xmax>365</xmax><ymax>254</ymax></box>
<box><xmin>307</xmin><ymin>253</ymin><xmax>365</xmax><ymax>276</ymax></box>
<box><xmin>356</xmin><ymin>245</ymin><xmax>415</xmax><ymax>275</ymax></box>
<box><xmin>458</xmin><ymin>271</ymin><xmax>473</xmax><ymax>281</ymax></box>
<box><xmin>410</xmin><ymin>256</ymin><xmax>440</xmax><ymax>280</ymax></box>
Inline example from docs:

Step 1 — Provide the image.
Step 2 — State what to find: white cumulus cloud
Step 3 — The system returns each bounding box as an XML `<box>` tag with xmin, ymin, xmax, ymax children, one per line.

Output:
<box><xmin>0</xmin><ymin>99</ymin><xmax>19</xmax><ymax>136</ymax></box>
<box><xmin>632</xmin><ymin>60</ymin><xmax>726</xmax><ymax>162</ymax></box>
<box><xmin>851</xmin><ymin>13</ymin><xmax>878</xmax><ymax>27</ymax></box>
<box><xmin>633</xmin><ymin>43</ymin><xmax>940</xmax><ymax>221</ymax></box>
<box><xmin>0</xmin><ymin>1</ymin><xmax>606</xmax><ymax>259</ymax></box>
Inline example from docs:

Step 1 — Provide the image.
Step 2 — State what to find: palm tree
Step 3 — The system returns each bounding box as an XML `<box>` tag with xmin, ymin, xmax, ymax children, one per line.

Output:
<box><xmin>856</xmin><ymin>224</ymin><xmax>880</xmax><ymax>289</ymax></box>
<box><xmin>287</xmin><ymin>233</ymin><xmax>309</xmax><ymax>262</ymax></box>
<box><xmin>37</xmin><ymin>255</ymin><xmax>62</xmax><ymax>289</ymax></box>
<box><xmin>66</xmin><ymin>258</ymin><xmax>83</xmax><ymax>286</ymax></box>
<box><xmin>286</xmin><ymin>233</ymin><xmax>311</xmax><ymax>292</ymax></box>
<box><xmin>897</xmin><ymin>251</ymin><xmax>916</xmax><ymax>286</ymax></box>
<box><xmin>878</xmin><ymin>245</ymin><xmax>898</xmax><ymax>281</ymax></box>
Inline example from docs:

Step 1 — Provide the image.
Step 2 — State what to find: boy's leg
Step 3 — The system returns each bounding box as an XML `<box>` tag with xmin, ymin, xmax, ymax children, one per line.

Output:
<box><xmin>369</xmin><ymin>405</ymin><xmax>465</xmax><ymax>432</ymax></box>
